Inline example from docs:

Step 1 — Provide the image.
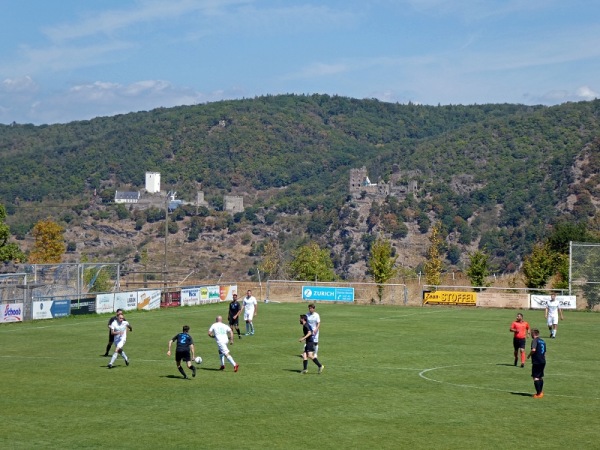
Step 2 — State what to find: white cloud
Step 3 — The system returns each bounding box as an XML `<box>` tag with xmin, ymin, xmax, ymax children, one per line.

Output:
<box><xmin>0</xmin><ymin>78</ymin><xmax>246</xmax><ymax>125</ymax></box>
<box><xmin>1</xmin><ymin>76</ymin><xmax>38</xmax><ymax>93</ymax></box>
<box><xmin>42</xmin><ymin>0</ymin><xmax>248</xmax><ymax>43</ymax></box>
<box><xmin>576</xmin><ymin>86</ymin><xmax>598</xmax><ymax>101</ymax></box>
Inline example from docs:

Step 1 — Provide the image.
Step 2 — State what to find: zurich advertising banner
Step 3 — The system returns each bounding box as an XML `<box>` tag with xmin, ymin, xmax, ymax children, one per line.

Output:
<box><xmin>302</xmin><ymin>286</ymin><xmax>354</xmax><ymax>302</ymax></box>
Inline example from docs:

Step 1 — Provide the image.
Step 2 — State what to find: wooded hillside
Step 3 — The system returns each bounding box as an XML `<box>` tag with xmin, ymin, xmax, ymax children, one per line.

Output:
<box><xmin>2</xmin><ymin>94</ymin><xmax>600</xmax><ymax>280</ymax></box>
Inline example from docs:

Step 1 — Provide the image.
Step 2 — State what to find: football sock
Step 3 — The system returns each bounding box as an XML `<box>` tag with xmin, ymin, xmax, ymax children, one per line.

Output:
<box><xmin>250</xmin><ymin>323</ymin><xmax>254</xmax><ymax>333</ymax></box>
<box><xmin>521</xmin><ymin>353</ymin><xmax>525</xmax><ymax>364</ymax></box>
<box><xmin>109</xmin><ymin>353</ymin><xmax>118</xmax><ymax>365</ymax></box>
<box><xmin>313</xmin><ymin>358</ymin><xmax>322</xmax><ymax>367</ymax></box>
<box><xmin>105</xmin><ymin>344</ymin><xmax>111</xmax><ymax>355</ymax></box>
<box><xmin>191</xmin><ymin>365</ymin><xmax>196</xmax><ymax>376</ymax></box>
<box><xmin>178</xmin><ymin>366</ymin><xmax>186</xmax><ymax>377</ymax></box>
<box><xmin>303</xmin><ymin>360</ymin><xmax>308</xmax><ymax>370</ymax></box>
<box><xmin>534</xmin><ymin>380</ymin><xmax>542</xmax><ymax>394</ymax></box>
<box><xmin>227</xmin><ymin>355</ymin><xmax>236</xmax><ymax>366</ymax></box>
<box><xmin>220</xmin><ymin>355</ymin><xmax>225</xmax><ymax>366</ymax></box>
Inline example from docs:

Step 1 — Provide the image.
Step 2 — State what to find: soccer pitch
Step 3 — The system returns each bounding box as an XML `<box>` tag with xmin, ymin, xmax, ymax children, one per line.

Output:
<box><xmin>1</xmin><ymin>302</ymin><xmax>599</xmax><ymax>449</ymax></box>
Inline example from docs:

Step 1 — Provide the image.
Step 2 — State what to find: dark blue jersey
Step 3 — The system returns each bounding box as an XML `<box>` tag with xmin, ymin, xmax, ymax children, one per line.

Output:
<box><xmin>531</xmin><ymin>337</ymin><xmax>546</xmax><ymax>364</ymax></box>
<box><xmin>172</xmin><ymin>332</ymin><xmax>194</xmax><ymax>352</ymax></box>
<box><xmin>228</xmin><ymin>300</ymin><xmax>241</xmax><ymax>319</ymax></box>
<box><xmin>303</xmin><ymin>323</ymin><xmax>314</xmax><ymax>343</ymax></box>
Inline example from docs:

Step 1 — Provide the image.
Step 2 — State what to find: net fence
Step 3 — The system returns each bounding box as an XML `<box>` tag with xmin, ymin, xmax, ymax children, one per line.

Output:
<box><xmin>12</xmin><ymin>263</ymin><xmax>121</xmax><ymax>299</ymax></box>
<box><xmin>0</xmin><ymin>273</ymin><xmax>27</xmax><ymax>303</ymax></box>
<box><xmin>569</xmin><ymin>241</ymin><xmax>600</xmax><ymax>308</ymax></box>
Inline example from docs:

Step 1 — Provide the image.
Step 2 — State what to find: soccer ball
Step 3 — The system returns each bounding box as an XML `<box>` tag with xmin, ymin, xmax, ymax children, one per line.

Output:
<box><xmin>194</xmin><ymin>356</ymin><xmax>202</xmax><ymax>364</ymax></box>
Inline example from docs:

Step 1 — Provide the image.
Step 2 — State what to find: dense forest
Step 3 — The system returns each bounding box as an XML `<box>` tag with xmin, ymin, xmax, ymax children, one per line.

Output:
<box><xmin>2</xmin><ymin>94</ymin><xmax>600</xmax><ymax>279</ymax></box>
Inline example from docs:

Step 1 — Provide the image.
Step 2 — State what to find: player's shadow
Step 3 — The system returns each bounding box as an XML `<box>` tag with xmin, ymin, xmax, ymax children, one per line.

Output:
<box><xmin>162</xmin><ymin>375</ymin><xmax>189</xmax><ymax>380</ymax></box>
<box><xmin>496</xmin><ymin>363</ymin><xmax>519</xmax><ymax>367</ymax></box>
<box><xmin>510</xmin><ymin>391</ymin><xmax>533</xmax><ymax>397</ymax></box>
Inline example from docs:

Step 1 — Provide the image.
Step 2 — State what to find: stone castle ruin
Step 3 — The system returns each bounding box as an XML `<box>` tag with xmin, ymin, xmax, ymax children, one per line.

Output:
<box><xmin>349</xmin><ymin>166</ymin><xmax>418</xmax><ymax>200</ymax></box>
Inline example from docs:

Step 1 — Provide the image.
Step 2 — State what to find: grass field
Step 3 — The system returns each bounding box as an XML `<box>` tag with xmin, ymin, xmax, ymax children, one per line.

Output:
<box><xmin>1</xmin><ymin>302</ymin><xmax>599</xmax><ymax>449</ymax></box>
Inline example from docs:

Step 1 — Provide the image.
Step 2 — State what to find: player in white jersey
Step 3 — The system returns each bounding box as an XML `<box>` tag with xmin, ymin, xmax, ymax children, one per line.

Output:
<box><xmin>545</xmin><ymin>293</ymin><xmax>564</xmax><ymax>338</ymax></box>
<box><xmin>208</xmin><ymin>316</ymin><xmax>238</xmax><ymax>372</ymax></box>
<box><xmin>306</xmin><ymin>304</ymin><xmax>321</xmax><ymax>357</ymax></box>
<box><xmin>241</xmin><ymin>289</ymin><xmax>258</xmax><ymax>335</ymax></box>
<box><xmin>108</xmin><ymin>312</ymin><xmax>132</xmax><ymax>368</ymax></box>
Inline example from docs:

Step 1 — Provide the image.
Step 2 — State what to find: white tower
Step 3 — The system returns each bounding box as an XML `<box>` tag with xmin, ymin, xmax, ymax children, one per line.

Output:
<box><xmin>145</xmin><ymin>172</ymin><xmax>161</xmax><ymax>193</ymax></box>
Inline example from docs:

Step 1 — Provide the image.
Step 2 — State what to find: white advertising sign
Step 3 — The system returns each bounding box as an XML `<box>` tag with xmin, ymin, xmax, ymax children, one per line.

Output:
<box><xmin>96</xmin><ymin>293</ymin><xmax>114</xmax><ymax>314</ymax></box>
<box><xmin>530</xmin><ymin>295</ymin><xmax>576</xmax><ymax>310</ymax></box>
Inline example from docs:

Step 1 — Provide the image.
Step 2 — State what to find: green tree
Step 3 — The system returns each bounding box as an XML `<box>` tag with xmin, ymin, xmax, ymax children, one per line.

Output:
<box><xmin>0</xmin><ymin>204</ymin><xmax>25</xmax><ymax>262</ymax></box>
<box><xmin>289</xmin><ymin>242</ymin><xmax>335</xmax><ymax>281</ymax></box>
<box><xmin>424</xmin><ymin>223</ymin><xmax>443</xmax><ymax>286</ymax></box>
<box><xmin>115</xmin><ymin>204</ymin><xmax>130</xmax><ymax>220</ymax></box>
<box><xmin>466</xmin><ymin>249</ymin><xmax>491</xmax><ymax>291</ymax></box>
<box><xmin>259</xmin><ymin>239</ymin><xmax>286</xmax><ymax>280</ymax></box>
<box><xmin>551</xmin><ymin>253</ymin><xmax>569</xmax><ymax>290</ymax></box>
<box><xmin>368</xmin><ymin>237</ymin><xmax>398</xmax><ymax>303</ymax></box>
<box><xmin>522</xmin><ymin>243</ymin><xmax>554</xmax><ymax>289</ymax></box>
<box><xmin>546</xmin><ymin>221</ymin><xmax>590</xmax><ymax>254</ymax></box>
<box><xmin>28</xmin><ymin>218</ymin><xmax>65</xmax><ymax>263</ymax></box>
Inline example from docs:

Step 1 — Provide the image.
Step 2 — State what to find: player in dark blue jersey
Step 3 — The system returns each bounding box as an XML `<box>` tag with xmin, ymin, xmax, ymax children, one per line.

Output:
<box><xmin>167</xmin><ymin>325</ymin><xmax>197</xmax><ymax>379</ymax></box>
<box><xmin>228</xmin><ymin>293</ymin><xmax>242</xmax><ymax>339</ymax></box>
<box><xmin>527</xmin><ymin>328</ymin><xmax>546</xmax><ymax>398</ymax></box>
<box><xmin>299</xmin><ymin>314</ymin><xmax>324</xmax><ymax>375</ymax></box>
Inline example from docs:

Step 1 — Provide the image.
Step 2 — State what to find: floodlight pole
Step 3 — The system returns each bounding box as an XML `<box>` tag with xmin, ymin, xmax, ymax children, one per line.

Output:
<box><xmin>568</xmin><ymin>240</ymin><xmax>572</xmax><ymax>295</ymax></box>
<box><xmin>164</xmin><ymin>192</ymin><xmax>170</xmax><ymax>289</ymax></box>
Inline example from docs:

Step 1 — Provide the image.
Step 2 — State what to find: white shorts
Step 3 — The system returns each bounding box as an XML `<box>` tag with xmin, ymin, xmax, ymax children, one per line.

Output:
<box><xmin>547</xmin><ymin>315</ymin><xmax>559</xmax><ymax>326</ymax></box>
<box><xmin>244</xmin><ymin>310</ymin><xmax>254</xmax><ymax>321</ymax></box>
<box><xmin>115</xmin><ymin>338</ymin><xmax>126</xmax><ymax>350</ymax></box>
<box><xmin>216</xmin><ymin>341</ymin><xmax>230</xmax><ymax>356</ymax></box>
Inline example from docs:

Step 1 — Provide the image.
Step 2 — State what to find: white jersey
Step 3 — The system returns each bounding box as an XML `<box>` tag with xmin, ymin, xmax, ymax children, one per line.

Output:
<box><xmin>306</xmin><ymin>311</ymin><xmax>320</xmax><ymax>342</ymax></box>
<box><xmin>110</xmin><ymin>319</ymin><xmax>130</xmax><ymax>345</ymax></box>
<box><xmin>209</xmin><ymin>322</ymin><xmax>231</xmax><ymax>345</ymax></box>
<box><xmin>243</xmin><ymin>295</ymin><xmax>257</xmax><ymax>320</ymax></box>
<box><xmin>546</xmin><ymin>299</ymin><xmax>560</xmax><ymax>317</ymax></box>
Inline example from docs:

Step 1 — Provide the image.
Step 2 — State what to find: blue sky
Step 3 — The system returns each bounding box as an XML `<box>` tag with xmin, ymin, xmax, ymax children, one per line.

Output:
<box><xmin>1</xmin><ymin>0</ymin><xmax>599</xmax><ymax>125</ymax></box>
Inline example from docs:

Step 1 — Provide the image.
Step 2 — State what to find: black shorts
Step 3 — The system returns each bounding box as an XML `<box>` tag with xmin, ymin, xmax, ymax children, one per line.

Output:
<box><xmin>304</xmin><ymin>341</ymin><xmax>316</xmax><ymax>354</ymax></box>
<box><xmin>228</xmin><ymin>317</ymin><xmax>239</xmax><ymax>326</ymax></box>
<box><xmin>108</xmin><ymin>331</ymin><xmax>114</xmax><ymax>343</ymax></box>
<box><xmin>513</xmin><ymin>337</ymin><xmax>526</xmax><ymax>351</ymax></box>
<box><xmin>176</xmin><ymin>350</ymin><xmax>191</xmax><ymax>363</ymax></box>
<box><xmin>531</xmin><ymin>362</ymin><xmax>545</xmax><ymax>379</ymax></box>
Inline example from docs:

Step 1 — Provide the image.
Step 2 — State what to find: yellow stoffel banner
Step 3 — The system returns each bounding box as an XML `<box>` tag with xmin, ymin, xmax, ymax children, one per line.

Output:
<box><xmin>423</xmin><ymin>290</ymin><xmax>477</xmax><ymax>306</ymax></box>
